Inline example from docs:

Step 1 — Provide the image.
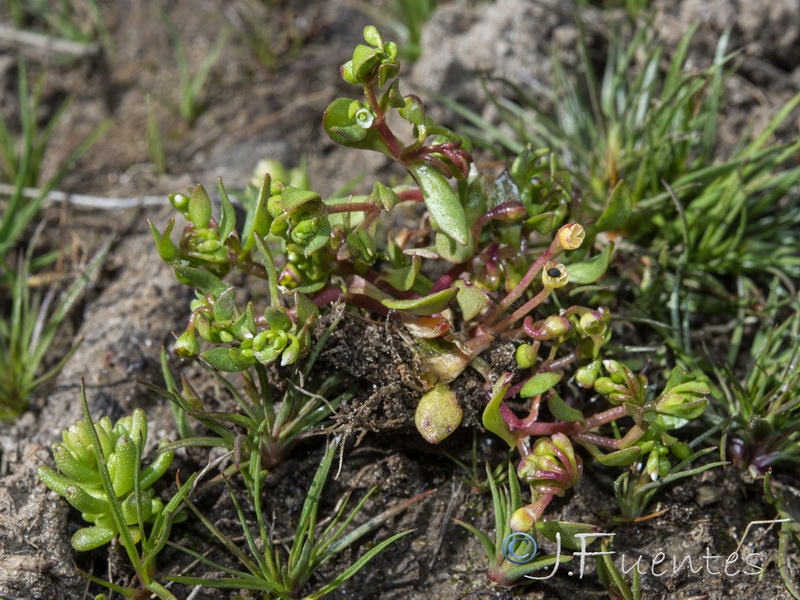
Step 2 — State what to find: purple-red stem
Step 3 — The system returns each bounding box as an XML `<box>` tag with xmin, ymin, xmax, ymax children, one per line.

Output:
<box><xmin>483</xmin><ymin>239</ymin><xmax>562</xmax><ymax>327</ymax></box>
<box><xmin>490</xmin><ymin>287</ymin><xmax>553</xmax><ymax>333</ymax></box>
<box><xmin>364</xmin><ymin>83</ymin><xmax>405</xmax><ymax>160</ymax></box>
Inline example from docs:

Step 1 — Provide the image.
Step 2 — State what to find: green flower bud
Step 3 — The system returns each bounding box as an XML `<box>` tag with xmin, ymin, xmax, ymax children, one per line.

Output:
<box><xmin>602</xmin><ymin>360</ymin><xmax>628</xmax><ymax>384</ymax></box>
<box><xmin>170</xmin><ymin>192</ymin><xmax>190</xmax><ymax>213</ymax></box>
<box><xmin>509</xmin><ymin>506</ymin><xmax>536</xmax><ymax>533</ymax></box>
<box><xmin>593</xmin><ymin>376</ymin><xmax>622</xmax><ymax>395</ymax></box>
<box><xmin>526</xmin><ymin>315</ymin><xmax>571</xmax><ymax>340</ymax></box>
<box><xmin>278</xmin><ymin>264</ymin><xmax>301</xmax><ymax>288</ymax></box>
<box><xmin>544</xmin><ymin>315</ymin><xmax>571</xmax><ymax>338</ymax></box>
<box><xmin>579</xmin><ymin>311</ymin><xmax>607</xmax><ymax>336</ymax></box>
<box><xmin>280</xmin><ymin>333</ymin><xmax>301</xmax><ymax>366</ymax></box>
<box><xmin>644</xmin><ymin>448</ymin><xmax>662</xmax><ymax>482</ymax></box>
<box><xmin>269</xmin><ymin>178</ymin><xmax>285</xmax><ymax>196</ymax></box>
<box><xmin>575</xmin><ymin>360</ymin><xmax>601</xmax><ymax>388</ymax></box>
<box><xmin>267</xmin><ymin>194</ymin><xmax>284</xmax><ymax>219</ymax></box>
<box><xmin>196</xmin><ymin>239</ymin><xmax>222</xmax><ymax>253</ymax></box>
<box><xmin>517</xmin><ymin>433</ymin><xmax>582</xmax><ymax>496</ymax></box>
<box><xmin>290</xmin><ymin>216</ymin><xmax>323</xmax><ymax>244</ymax></box>
<box><xmin>516</xmin><ymin>343</ymin><xmax>538</xmax><ymax>369</ymax></box>
<box><xmin>254</xmin><ymin>330</ymin><xmax>289</xmax><ymax>365</ymax></box>
<box><xmin>670</xmin><ymin>441</ymin><xmax>692</xmax><ymax>460</ymax></box>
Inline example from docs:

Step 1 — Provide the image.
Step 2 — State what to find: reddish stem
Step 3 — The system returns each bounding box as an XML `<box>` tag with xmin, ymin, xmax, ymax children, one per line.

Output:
<box><xmin>429</xmin><ymin>263</ymin><xmax>467</xmax><ymax>293</ymax></box>
<box><xmin>310</xmin><ymin>286</ymin><xmax>343</xmax><ymax>307</ymax></box>
<box><xmin>364</xmin><ymin>83</ymin><xmax>405</xmax><ymax>159</ymax></box>
<box><xmin>537</xmin><ymin>349</ymin><xmax>580</xmax><ymax>373</ymax></box>
<box><xmin>490</xmin><ymin>286</ymin><xmax>552</xmax><ymax>333</ymax></box>
<box><xmin>483</xmin><ymin>239</ymin><xmax>562</xmax><ymax>327</ymax></box>
<box><xmin>325</xmin><ymin>202</ymin><xmax>381</xmax><ymax>215</ymax></box>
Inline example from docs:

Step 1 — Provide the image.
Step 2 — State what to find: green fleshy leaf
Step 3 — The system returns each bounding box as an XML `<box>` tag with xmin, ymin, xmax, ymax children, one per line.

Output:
<box><xmin>228</xmin><ymin>303</ymin><xmax>257</xmax><ymax>340</ymax></box>
<box><xmin>278</xmin><ymin>186</ymin><xmax>321</xmax><ymax>213</ymax></box>
<box><xmin>346</xmin><ymin>229</ymin><xmax>376</xmax><ymax>261</ymax></box>
<box><xmin>149</xmin><ymin>218</ymin><xmax>177</xmax><ymax>261</ymax></box>
<box><xmin>302</xmin><ymin>219</ymin><xmax>332</xmax><ymax>257</ymax></box>
<box><xmin>407</xmin><ymin>162</ymin><xmax>469</xmax><ymax>246</ymax></box>
<box><xmin>379</xmin><ymin>79</ymin><xmax>405</xmax><ymax>111</ymax></box>
<box><xmin>651</xmin><ymin>401</ymin><xmax>707</xmax><ymax>430</ymax></box>
<box><xmin>482</xmin><ymin>374</ymin><xmax>516</xmax><ymax>448</ymax></box>
<box><xmin>264</xmin><ymin>307</ymin><xmax>292</xmax><ymax>331</ymax></box>
<box><xmin>398</xmin><ymin>95</ymin><xmax>426</xmax><ymax>126</ymax></box>
<box><xmin>324</xmin><ymin>97</ymin><xmax>368</xmax><ymax>143</ymax></box>
<box><xmin>567</xmin><ymin>243</ymin><xmax>614</xmax><ymax>285</ymax></box>
<box><xmin>547</xmin><ymin>391</ymin><xmax>584</xmax><ymax>421</ymax></box>
<box><xmin>174</xmin><ymin>267</ymin><xmax>230</xmax><ymax>297</ymax></box>
<box><xmin>520</xmin><ymin>372</ymin><xmax>563</xmax><ymax>398</ymax></box>
<box><xmin>435</xmin><ymin>231</ymin><xmax>474</xmax><ymax>263</ymax></box>
<box><xmin>378</xmin><ymin>256</ymin><xmax>421</xmax><ymax>292</ymax></box>
<box><xmin>217</xmin><ymin>179</ymin><xmax>236</xmax><ymax>241</ymax></box>
<box><xmin>201</xmin><ymin>347</ymin><xmax>253</xmax><ymax>372</ymax></box>
<box><xmin>64</xmin><ymin>485</ymin><xmax>109</xmax><ymax>514</ymax></box>
<box><xmin>525</xmin><ymin>212</ymin><xmax>557</xmax><ymax>234</ymax></box>
<box><xmin>294</xmin><ymin>292</ymin><xmax>319</xmax><ymax>325</ymax></box>
<box><xmin>534</xmin><ymin>521</ymin><xmax>601</xmax><ymax>550</ymax></box>
<box><xmin>370</xmin><ymin>181</ymin><xmax>401</xmax><ymax>210</ymax></box>
<box><xmin>72</xmin><ymin>526</ymin><xmax>116</xmax><ymax>551</ymax></box>
<box><xmin>212</xmin><ymin>287</ymin><xmax>236</xmax><ymax>324</ymax></box>
<box><xmin>324</xmin><ymin>98</ymin><xmax>388</xmax><ymax>150</ymax></box>
<box><xmin>363</xmin><ymin>25</ymin><xmax>382</xmax><ymax>46</ymax></box>
<box><xmin>110</xmin><ymin>436</ymin><xmax>137</xmax><ymax>497</ymax></box>
<box><xmin>242</xmin><ymin>174</ymin><xmax>272</xmax><ymax>252</ymax></box>
<box><xmin>489</xmin><ymin>170</ymin><xmax>521</xmax><ymax>207</ymax></box>
<box><xmin>455</xmin><ymin>281</ymin><xmax>489</xmax><ymax>321</ymax></box>
<box><xmin>589</xmin><ymin>445</ymin><xmax>642</xmax><ymax>467</ymax></box>
<box><xmin>663</xmin><ymin>366</ymin><xmax>696</xmax><ymax>393</ymax></box>
<box><xmin>351</xmin><ymin>44</ymin><xmax>379</xmax><ymax>80</ymax></box>
<box><xmin>188</xmin><ymin>184</ymin><xmax>212</xmax><ymax>228</ymax></box>
<box><xmin>381</xmin><ymin>287</ymin><xmax>457</xmax><ymax>316</ymax></box>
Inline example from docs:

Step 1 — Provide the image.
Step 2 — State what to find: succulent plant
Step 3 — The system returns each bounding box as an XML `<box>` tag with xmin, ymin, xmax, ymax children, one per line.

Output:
<box><xmin>37</xmin><ymin>408</ymin><xmax>173</xmax><ymax>551</ymax></box>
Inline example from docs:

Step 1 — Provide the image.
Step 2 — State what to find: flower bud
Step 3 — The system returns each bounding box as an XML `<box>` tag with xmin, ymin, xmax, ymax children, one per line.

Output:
<box><xmin>670</xmin><ymin>441</ymin><xmax>692</xmax><ymax>460</ymax></box>
<box><xmin>291</xmin><ymin>215</ymin><xmax>324</xmax><ymax>244</ymax></box>
<box><xmin>196</xmin><ymin>239</ymin><xmax>222</xmax><ymax>253</ymax></box>
<box><xmin>516</xmin><ymin>343</ymin><xmax>538</xmax><ymax>368</ymax></box>
<box><xmin>525</xmin><ymin>315</ymin><xmax>571</xmax><ymax>340</ymax></box>
<box><xmin>253</xmin><ymin>330</ymin><xmax>289</xmax><ymax>365</ymax></box>
<box><xmin>278</xmin><ymin>264</ymin><xmax>302</xmax><ymax>288</ymax></box>
<box><xmin>542</xmin><ymin>262</ymin><xmax>569</xmax><ymax>289</ymax></box>
<box><xmin>510</xmin><ymin>506</ymin><xmax>536</xmax><ymax>533</ymax></box>
<box><xmin>644</xmin><ymin>452</ymin><xmax>659</xmax><ymax>482</ymax></box>
<box><xmin>579</xmin><ymin>311</ymin><xmax>607</xmax><ymax>336</ymax></box>
<box><xmin>602</xmin><ymin>360</ymin><xmax>628</xmax><ymax>384</ymax></box>
<box><xmin>517</xmin><ymin>433</ymin><xmax>582</xmax><ymax>496</ymax></box>
<box><xmin>575</xmin><ymin>360</ymin><xmax>601</xmax><ymax>388</ymax></box>
<box><xmin>267</xmin><ymin>194</ymin><xmax>284</xmax><ymax>219</ymax></box>
<box><xmin>169</xmin><ymin>193</ymin><xmax>189</xmax><ymax>214</ymax></box>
